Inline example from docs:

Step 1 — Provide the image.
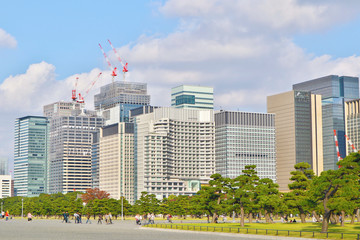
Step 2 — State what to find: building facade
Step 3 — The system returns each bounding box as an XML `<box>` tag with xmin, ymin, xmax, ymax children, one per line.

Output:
<box><xmin>267</xmin><ymin>91</ymin><xmax>323</xmax><ymax>191</ymax></box>
<box><xmin>0</xmin><ymin>175</ymin><xmax>12</xmax><ymax>198</ymax></box>
<box><xmin>99</xmin><ymin>123</ymin><xmax>135</xmax><ymax>204</ymax></box>
<box><xmin>94</xmin><ymin>81</ymin><xmax>150</xmax><ymax>124</ymax></box>
<box><xmin>14</xmin><ymin>116</ymin><xmax>49</xmax><ymax>197</ymax></box>
<box><xmin>0</xmin><ymin>157</ymin><xmax>8</xmax><ymax>175</ymax></box>
<box><xmin>293</xmin><ymin>75</ymin><xmax>359</xmax><ymax>170</ymax></box>
<box><xmin>44</xmin><ymin>102</ymin><xmax>103</xmax><ymax>194</ymax></box>
<box><xmin>91</xmin><ymin>131</ymin><xmax>100</xmax><ymax>189</ymax></box>
<box><xmin>171</xmin><ymin>85</ymin><xmax>214</xmax><ymax>110</ymax></box>
<box><xmin>215</xmin><ymin>111</ymin><xmax>276</xmax><ymax>182</ymax></box>
<box><xmin>134</xmin><ymin>107</ymin><xmax>215</xmax><ymax>200</ymax></box>
<box><xmin>345</xmin><ymin>99</ymin><xmax>360</xmax><ymax>155</ymax></box>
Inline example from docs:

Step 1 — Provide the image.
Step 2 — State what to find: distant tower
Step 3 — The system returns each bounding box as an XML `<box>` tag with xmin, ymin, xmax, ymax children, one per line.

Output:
<box><xmin>293</xmin><ymin>75</ymin><xmax>359</xmax><ymax>170</ymax></box>
<box><xmin>171</xmin><ymin>85</ymin><xmax>214</xmax><ymax>110</ymax></box>
<box><xmin>14</xmin><ymin>116</ymin><xmax>49</xmax><ymax>197</ymax></box>
<box><xmin>0</xmin><ymin>156</ymin><xmax>8</xmax><ymax>175</ymax></box>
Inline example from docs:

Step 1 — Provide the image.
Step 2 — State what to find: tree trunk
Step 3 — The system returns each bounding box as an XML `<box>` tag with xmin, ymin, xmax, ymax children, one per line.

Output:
<box><xmin>240</xmin><ymin>206</ymin><xmax>245</xmax><ymax>227</ymax></box>
<box><xmin>312</xmin><ymin>211</ymin><xmax>321</xmax><ymax>222</ymax></box>
<box><xmin>321</xmin><ymin>197</ymin><xmax>332</xmax><ymax>233</ymax></box>
<box><xmin>351</xmin><ymin>209</ymin><xmax>356</xmax><ymax>224</ymax></box>
<box><xmin>264</xmin><ymin>210</ymin><xmax>269</xmax><ymax>223</ymax></box>
<box><xmin>299</xmin><ymin>208</ymin><xmax>306</xmax><ymax>223</ymax></box>
<box><xmin>211</xmin><ymin>213</ymin><xmax>217</xmax><ymax>223</ymax></box>
<box><xmin>249</xmin><ymin>212</ymin><xmax>253</xmax><ymax>223</ymax></box>
<box><xmin>341</xmin><ymin>211</ymin><xmax>345</xmax><ymax>227</ymax></box>
<box><xmin>330</xmin><ymin>213</ymin><xmax>336</xmax><ymax>224</ymax></box>
<box><xmin>258</xmin><ymin>212</ymin><xmax>261</xmax><ymax>220</ymax></box>
<box><xmin>207</xmin><ymin>214</ymin><xmax>210</xmax><ymax>223</ymax></box>
<box><xmin>357</xmin><ymin>209</ymin><xmax>360</xmax><ymax>223</ymax></box>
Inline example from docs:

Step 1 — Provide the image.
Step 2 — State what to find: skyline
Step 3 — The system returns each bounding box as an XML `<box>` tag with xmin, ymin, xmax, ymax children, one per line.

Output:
<box><xmin>2</xmin><ymin>0</ymin><xmax>360</xmax><ymax>163</ymax></box>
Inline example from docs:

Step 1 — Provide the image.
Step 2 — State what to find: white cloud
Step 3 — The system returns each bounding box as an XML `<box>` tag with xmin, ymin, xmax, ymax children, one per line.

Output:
<box><xmin>0</xmin><ymin>28</ymin><xmax>17</xmax><ymax>48</ymax></box>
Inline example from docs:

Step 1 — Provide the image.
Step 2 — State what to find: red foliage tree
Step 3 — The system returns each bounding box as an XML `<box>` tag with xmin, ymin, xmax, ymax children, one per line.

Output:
<box><xmin>81</xmin><ymin>188</ymin><xmax>110</xmax><ymax>203</ymax></box>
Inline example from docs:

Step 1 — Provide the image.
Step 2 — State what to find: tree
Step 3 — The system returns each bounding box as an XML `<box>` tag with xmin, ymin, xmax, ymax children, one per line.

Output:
<box><xmin>309</xmin><ymin>152</ymin><xmax>360</xmax><ymax>232</ymax></box>
<box><xmin>231</xmin><ymin>165</ymin><xmax>259</xmax><ymax>227</ymax></box>
<box><xmin>284</xmin><ymin>162</ymin><xmax>314</xmax><ymax>223</ymax></box>
<box><xmin>80</xmin><ymin>188</ymin><xmax>110</xmax><ymax>203</ymax></box>
<box><xmin>133</xmin><ymin>192</ymin><xmax>160</xmax><ymax>214</ymax></box>
<box><xmin>255</xmin><ymin>178</ymin><xmax>280</xmax><ymax>223</ymax></box>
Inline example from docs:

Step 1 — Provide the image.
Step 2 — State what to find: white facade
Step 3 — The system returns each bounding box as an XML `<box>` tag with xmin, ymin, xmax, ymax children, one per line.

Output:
<box><xmin>171</xmin><ymin>85</ymin><xmax>214</xmax><ymax>110</ymax></box>
<box><xmin>134</xmin><ymin>107</ymin><xmax>215</xmax><ymax>200</ymax></box>
<box><xmin>0</xmin><ymin>175</ymin><xmax>12</xmax><ymax>198</ymax></box>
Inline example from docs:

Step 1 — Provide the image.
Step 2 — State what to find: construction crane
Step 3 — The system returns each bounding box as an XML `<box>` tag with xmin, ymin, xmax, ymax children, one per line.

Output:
<box><xmin>71</xmin><ymin>77</ymin><xmax>79</xmax><ymax>101</ymax></box>
<box><xmin>99</xmin><ymin>43</ymin><xmax>117</xmax><ymax>83</ymax></box>
<box><xmin>82</xmin><ymin>72</ymin><xmax>103</xmax><ymax>99</ymax></box>
<box><xmin>333</xmin><ymin>130</ymin><xmax>342</xmax><ymax>168</ymax></box>
<box><xmin>108</xmin><ymin>39</ymin><xmax>128</xmax><ymax>81</ymax></box>
<box><xmin>345</xmin><ymin>134</ymin><xmax>358</xmax><ymax>152</ymax></box>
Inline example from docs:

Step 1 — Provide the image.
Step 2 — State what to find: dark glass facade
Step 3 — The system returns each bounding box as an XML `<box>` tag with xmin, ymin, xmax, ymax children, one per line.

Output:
<box><xmin>293</xmin><ymin>75</ymin><xmax>359</xmax><ymax>170</ymax></box>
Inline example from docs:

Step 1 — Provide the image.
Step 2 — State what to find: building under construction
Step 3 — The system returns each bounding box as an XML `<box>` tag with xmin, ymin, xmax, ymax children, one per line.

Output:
<box><xmin>94</xmin><ymin>81</ymin><xmax>150</xmax><ymax>124</ymax></box>
<box><xmin>44</xmin><ymin>101</ymin><xmax>103</xmax><ymax>194</ymax></box>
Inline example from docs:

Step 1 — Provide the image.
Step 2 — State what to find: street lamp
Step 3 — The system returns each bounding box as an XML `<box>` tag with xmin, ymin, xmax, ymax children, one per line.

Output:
<box><xmin>1</xmin><ymin>201</ymin><xmax>3</xmax><ymax>213</ymax></box>
<box><xmin>21</xmin><ymin>198</ymin><xmax>23</xmax><ymax>218</ymax></box>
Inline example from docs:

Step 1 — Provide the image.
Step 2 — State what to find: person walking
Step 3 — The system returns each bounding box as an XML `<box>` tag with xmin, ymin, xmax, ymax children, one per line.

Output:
<box><xmin>97</xmin><ymin>214</ymin><xmax>103</xmax><ymax>224</ymax></box>
<box><xmin>108</xmin><ymin>212</ymin><xmax>113</xmax><ymax>224</ymax></box>
<box><xmin>74</xmin><ymin>212</ymin><xmax>79</xmax><ymax>224</ymax></box>
<box><xmin>5</xmin><ymin>211</ymin><xmax>9</xmax><ymax>221</ymax></box>
<box><xmin>86</xmin><ymin>213</ymin><xmax>91</xmax><ymax>224</ymax></box>
<box><xmin>27</xmin><ymin>212</ymin><xmax>33</xmax><ymax>221</ymax></box>
<box><xmin>150</xmin><ymin>213</ymin><xmax>155</xmax><ymax>224</ymax></box>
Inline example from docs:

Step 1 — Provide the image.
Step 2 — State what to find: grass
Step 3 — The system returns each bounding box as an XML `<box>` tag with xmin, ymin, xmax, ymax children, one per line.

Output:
<box><xmin>144</xmin><ymin>222</ymin><xmax>360</xmax><ymax>240</ymax></box>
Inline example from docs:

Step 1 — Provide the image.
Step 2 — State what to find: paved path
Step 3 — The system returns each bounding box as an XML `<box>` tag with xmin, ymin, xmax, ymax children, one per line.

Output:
<box><xmin>0</xmin><ymin>219</ymin><xmax>319</xmax><ymax>240</ymax></box>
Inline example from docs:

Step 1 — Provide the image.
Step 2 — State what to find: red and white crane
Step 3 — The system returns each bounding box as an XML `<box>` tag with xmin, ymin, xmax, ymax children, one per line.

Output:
<box><xmin>345</xmin><ymin>134</ymin><xmax>358</xmax><ymax>152</ymax></box>
<box><xmin>333</xmin><ymin>130</ymin><xmax>342</xmax><ymax>167</ymax></box>
<box><xmin>71</xmin><ymin>77</ymin><xmax>79</xmax><ymax>101</ymax></box>
<box><xmin>108</xmin><ymin>39</ymin><xmax>128</xmax><ymax>81</ymax></box>
<box><xmin>83</xmin><ymin>72</ymin><xmax>103</xmax><ymax>99</ymax></box>
<box><xmin>99</xmin><ymin>43</ymin><xmax>117</xmax><ymax>82</ymax></box>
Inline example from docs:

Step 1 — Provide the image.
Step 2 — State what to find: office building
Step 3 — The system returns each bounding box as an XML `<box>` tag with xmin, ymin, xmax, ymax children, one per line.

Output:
<box><xmin>0</xmin><ymin>175</ymin><xmax>12</xmax><ymax>198</ymax></box>
<box><xmin>14</xmin><ymin>116</ymin><xmax>49</xmax><ymax>197</ymax></box>
<box><xmin>267</xmin><ymin>91</ymin><xmax>323</xmax><ymax>191</ymax></box>
<box><xmin>91</xmin><ymin>131</ymin><xmax>100</xmax><ymax>189</ymax></box>
<box><xmin>0</xmin><ymin>157</ymin><xmax>8</xmax><ymax>175</ymax></box>
<box><xmin>134</xmin><ymin>107</ymin><xmax>215</xmax><ymax>200</ymax></box>
<box><xmin>99</xmin><ymin>123</ymin><xmax>135</xmax><ymax>204</ymax></box>
<box><xmin>293</xmin><ymin>75</ymin><xmax>359</xmax><ymax>170</ymax></box>
<box><xmin>44</xmin><ymin>102</ymin><xmax>103</xmax><ymax>194</ymax></box>
<box><xmin>345</xmin><ymin>99</ymin><xmax>360</xmax><ymax>155</ymax></box>
<box><xmin>171</xmin><ymin>85</ymin><xmax>214</xmax><ymax>109</ymax></box>
<box><xmin>215</xmin><ymin>111</ymin><xmax>276</xmax><ymax>182</ymax></box>
<box><xmin>94</xmin><ymin>81</ymin><xmax>150</xmax><ymax>124</ymax></box>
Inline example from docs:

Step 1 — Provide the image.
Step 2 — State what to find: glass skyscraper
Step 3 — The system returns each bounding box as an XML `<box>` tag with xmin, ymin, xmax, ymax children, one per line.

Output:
<box><xmin>0</xmin><ymin>157</ymin><xmax>8</xmax><ymax>175</ymax></box>
<box><xmin>215</xmin><ymin>111</ymin><xmax>276</xmax><ymax>182</ymax></box>
<box><xmin>293</xmin><ymin>75</ymin><xmax>359</xmax><ymax>170</ymax></box>
<box><xmin>14</xmin><ymin>116</ymin><xmax>49</xmax><ymax>197</ymax></box>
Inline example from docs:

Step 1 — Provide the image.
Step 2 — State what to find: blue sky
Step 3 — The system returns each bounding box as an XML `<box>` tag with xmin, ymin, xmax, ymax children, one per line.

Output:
<box><xmin>1</xmin><ymin>0</ymin><xmax>360</xmax><ymax>164</ymax></box>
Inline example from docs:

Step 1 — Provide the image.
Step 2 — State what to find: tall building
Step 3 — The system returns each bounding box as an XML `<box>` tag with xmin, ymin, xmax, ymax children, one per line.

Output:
<box><xmin>345</xmin><ymin>99</ymin><xmax>360</xmax><ymax>155</ymax></box>
<box><xmin>99</xmin><ymin>123</ymin><xmax>135</xmax><ymax>204</ymax></box>
<box><xmin>293</xmin><ymin>75</ymin><xmax>359</xmax><ymax>170</ymax></box>
<box><xmin>44</xmin><ymin>102</ymin><xmax>103</xmax><ymax>194</ymax></box>
<box><xmin>0</xmin><ymin>175</ymin><xmax>12</xmax><ymax>198</ymax></box>
<box><xmin>171</xmin><ymin>85</ymin><xmax>214</xmax><ymax>109</ymax></box>
<box><xmin>94</xmin><ymin>81</ymin><xmax>150</xmax><ymax>124</ymax></box>
<box><xmin>134</xmin><ymin>107</ymin><xmax>215</xmax><ymax>200</ymax></box>
<box><xmin>267</xmin><ymin>91</ymin><xmax>323</xmax><ymax>191</ymax></box>
<box><xmin>215</xmin><ymin>111</ymin><xmax>276</xmax><ymax>182</ymax></box>
<box><xmin>14</xmin><ymin>116</ymin><xmax>49</xmax><ymax>197</ymax></box>
<box><xmin>0</xmin><ymin>157</ymin><xmax>8</xmax><ymax>175</ymax></box>
<box><xmin>91</xmin><ymin>131</ymin><xmax>100</xmax><ymax>189</ymax></box>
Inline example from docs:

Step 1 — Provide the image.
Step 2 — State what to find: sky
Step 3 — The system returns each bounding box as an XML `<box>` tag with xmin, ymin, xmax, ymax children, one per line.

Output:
<box><xmin>1</xmin><ymin>0</ymin><xmax>360</xmax><ymax>168</ymax></box>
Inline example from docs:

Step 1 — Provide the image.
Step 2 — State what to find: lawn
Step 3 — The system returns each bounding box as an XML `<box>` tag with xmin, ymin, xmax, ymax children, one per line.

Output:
<box><xmin>144</xmin><ymin>222</ymin><xmax>360</xmax><ymax>239</ymax></box>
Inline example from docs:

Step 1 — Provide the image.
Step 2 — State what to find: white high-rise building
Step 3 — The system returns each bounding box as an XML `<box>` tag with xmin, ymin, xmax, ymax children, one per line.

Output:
<box><xmin>171</xmin><ymin>85</ymin><xmax>214</xmax><ymax>110</ymax></box>
<box><xmin>44</xmin><ymin>102</ymin><xmax>103</xmax><ymax>194</ymax></box>
<box><xmin>133</xmin><ymin>107</ymin><xmax>215</xmax><ymax>200</ymax></box>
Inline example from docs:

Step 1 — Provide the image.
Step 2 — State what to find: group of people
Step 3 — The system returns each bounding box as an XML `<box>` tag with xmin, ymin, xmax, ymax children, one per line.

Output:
<box><xmin>1</xmin><ymin>211</ymin><xmax>10</xmax><ymax>221</ymax></box>
<box><xmin>135</xmin><ymin>213</ymin><xmax>157</xmax><ymax>225</ymax></box>
<box><xmin>280</xmin><ymin>216</ymin><xmax>297</xmax><ymax>223</ymax></box>
<box><xmin>97</xmin><ymin>212</ymin><xmax>113</xmax><ymax>224</ymax></box>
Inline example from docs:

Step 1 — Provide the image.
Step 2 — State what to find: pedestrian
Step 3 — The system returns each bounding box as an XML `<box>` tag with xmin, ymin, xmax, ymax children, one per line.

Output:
<box><xmin>104</xmin><ymin>213</ymin><xmax>109</xmax><ymax>224</ymax></box>
<box><xmin>135</xmin><ymin>214</ymin><xmax>140</xmax><ymax>225</ymax></box>
<box><xmin>1</xmin><ymin>211</ymin><xmax>4</xmax><ymax>219</ymax></box>
<box><xmin>97</xmin><ymin>214</ymin><xmax>103</xmax><ymax>224</ymax></box>
<box><xmin>86</xmin><ymin>213</ymin><xmax>91</xmax><ymax>224</ymax></box>
<box><xmin>108</xmin><ymin>212</ymin><xmax>113</xmax><ymax>224</ymax></box>
<box><xmin>62</xmin><ymin>212</ymin><xmax>67</xmax><ymax>223</ymax></box>
<box><xmin>66</xmin><ymin>212</ymin><xmax>70</xmax><ymax>223</ymax></box>
<box><xmin>78</xmin><ymin>212</ymin><xmax>82</xmax><ymax>224</ymax></box>
<box><xmin>27</xmin><ymin>212</ymin><xmax>33</xmax><ymax>221</ymax></box>
<box><xmin>5</xmin><ymin>211</ymin><xmax>9</xmax><ymax>221</ymax></box>
<box><xmin>74</xmin><ymin>212</ymin><xmax>79</xmax><ymax>224</ymax></box>
<box><xmin>150</xmin><ymin>213</ymin><xmax>155</xmax><ymax>224</ymax></box>
<box><xmin>147</xmin><ymin>213</ymin><xmax>151</xmax><ymax>225</ymax></box>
